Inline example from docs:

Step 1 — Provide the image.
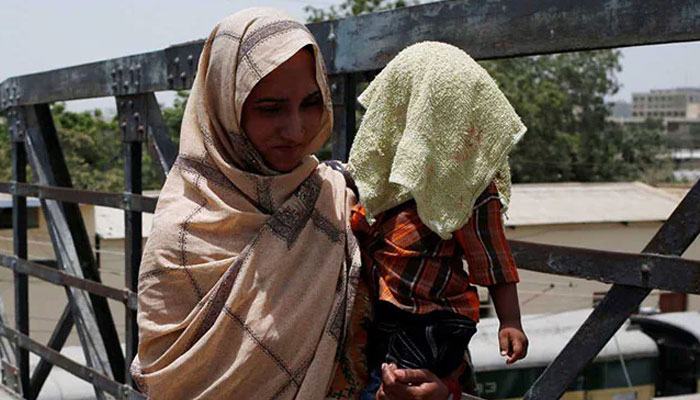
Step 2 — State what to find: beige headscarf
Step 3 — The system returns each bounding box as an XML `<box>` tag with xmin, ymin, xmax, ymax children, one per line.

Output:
<box><xmin>132</xmin><ymin>8</ymin><xmax>361</xmax><ymax>399</ymax></box>
<box><xmin>348</xmin><ymin>42</ymin><xmax>526</xmax><ymax>239</ymax></box>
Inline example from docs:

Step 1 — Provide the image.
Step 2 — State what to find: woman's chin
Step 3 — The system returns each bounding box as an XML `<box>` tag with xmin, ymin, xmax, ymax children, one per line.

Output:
<box><xmin>268</xmin><ymin>158</ymin><xmax>303</xmax><ymax>173</ymax></box>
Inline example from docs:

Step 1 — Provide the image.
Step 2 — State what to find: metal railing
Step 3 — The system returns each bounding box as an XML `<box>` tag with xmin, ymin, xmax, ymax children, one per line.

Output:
<box><xmin>0</xmin><ymin>0</ymin><xmax>699</xmax><ymax>398</ymax></box>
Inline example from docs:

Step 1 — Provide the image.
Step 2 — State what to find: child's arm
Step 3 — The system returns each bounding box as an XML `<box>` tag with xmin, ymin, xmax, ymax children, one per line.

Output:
<box><xmin>489</xmin><ymin>283</ymin><xmax>528</xmax><ymax>365</ymax></box>
<box><xmin>455</xmin><ymin>182</ymin><xmax>529</xmax><ymax>365</ymax></box>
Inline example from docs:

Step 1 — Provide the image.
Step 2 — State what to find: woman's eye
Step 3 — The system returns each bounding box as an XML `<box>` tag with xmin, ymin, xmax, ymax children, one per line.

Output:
<box><xmin>258</xmin><ymin>106</ymin><xmax>281</xmax><ymax>114</ymax></box>
<box><xmin>302</xmin><ymin>98</ymin><xmax>322</xmax><ymax>108</ymax></box>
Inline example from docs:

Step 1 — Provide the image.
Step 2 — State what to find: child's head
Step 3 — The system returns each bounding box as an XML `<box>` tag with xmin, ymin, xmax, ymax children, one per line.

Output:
<box><xmin>347</xmin><ymin>41</ymin><xmax>526</xmax><ymax>239</ymax></box>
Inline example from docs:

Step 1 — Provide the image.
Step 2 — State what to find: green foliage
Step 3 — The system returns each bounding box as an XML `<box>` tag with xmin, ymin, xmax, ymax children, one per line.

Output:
<box><xmin>162</xmin><ymin>91</ymin><xmax>187</xmax><ymax>147</ymax></box>
<box><xmin>305</xmin><ymin>0</ymin><xmax>417</xmax><ymax>22</ymax></box>
<box><xmin>51</xmin><ymin>103</ymin><xmax>125</xmax><ymax>191</ymax></box>
<box><xmin>481</xmin><ymin>51</ymin><xmax>670</xmax><ymax>183</ymax></box>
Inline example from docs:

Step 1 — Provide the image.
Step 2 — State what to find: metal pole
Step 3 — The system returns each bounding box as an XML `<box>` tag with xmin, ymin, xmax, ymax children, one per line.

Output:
<box><xmin>118</xmin><ymin>96</ymin><xmax>145</xmax><ymax>387</ymax></box>
<box><xmin>11</xmin><ymin>114</ymin><xmax>29</xmax><ymax>397</ymax></box>
<box><xmin>330</xmin><ymin>74</ymin><xmax>356</xmax><ymax>162</ymax></box>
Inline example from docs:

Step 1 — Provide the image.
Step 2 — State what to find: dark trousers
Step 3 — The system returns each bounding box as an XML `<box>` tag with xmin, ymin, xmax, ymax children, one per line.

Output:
<box><xmin>361</xmin><ymin>301</ymin><xmax>477</xmax><ymax>400</ymax></box>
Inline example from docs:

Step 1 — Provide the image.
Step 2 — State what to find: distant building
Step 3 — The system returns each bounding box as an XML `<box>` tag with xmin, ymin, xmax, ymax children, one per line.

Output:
<box><xmin>608</xmin><ymin>101</ymin><xmax>632</xmax><ymax>118</ymax></box>
<box><xmin>608</xmin><ymin>88</ymin><xmax>700</xmax><ymax>152</ymax></box>
<box><xmin>631</xmin><ymin>87</ymin><xmax>700</xmax><ymax>119</ymax></box>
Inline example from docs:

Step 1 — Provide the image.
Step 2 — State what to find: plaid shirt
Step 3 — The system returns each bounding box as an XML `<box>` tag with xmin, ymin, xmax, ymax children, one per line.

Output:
<box><xmin>350</xmin><ymin>183</ymin><xmax>519</xmax><ymax>322</ymax></box>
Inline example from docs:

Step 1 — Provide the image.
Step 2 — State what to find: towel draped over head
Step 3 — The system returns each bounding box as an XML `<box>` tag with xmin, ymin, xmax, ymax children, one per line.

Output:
<box><xmin>348</xmin><ymin>41</ymin><xmax>527</xmax><ymax>239</ymax></box>
<box><xmin>132</xmin><ymin>8</ymin><xmax>361</xmax><ymax>399</ymax></box>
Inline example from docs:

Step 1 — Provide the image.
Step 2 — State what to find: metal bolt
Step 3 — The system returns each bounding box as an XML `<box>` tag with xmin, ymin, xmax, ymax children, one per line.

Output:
<box><xmin>328</xmin><ymin>32</ymin><xmax>336</xmax><ymax>42</ymax></box>
<box><xmin>331</xmin><ymin>83</ymin><xmax>338</xmax><ymax>92</ymax></box>
<box><xmin>111</xmin><ymin>69</ymin><xmax>116</xmax><ymax>77</ymax></box>
<box><xmin>122</xmin><ymin>194</ymin><xmax>131</xmax><ymax>210</ymax></box>
<box><xmin>123</xmin><ymin>81</ymin><xmax>129</xmax><ymax>90</ymax></box>
<box><xmin>133</xmin><ymin>112</ymin><xmax>140</xmax><ymax>122</ymax></box>
<box><xmin>173</xmin><ymin>57</ymin><xmax>180</xmax><ymax>64</ymax></box>
<box><xmin>187</xmin><ymin>54</ymin><xmax>194</xmax><ymax>64</ymax></box>
<box><xmin>167</xmin><ymin>74</ymin><xmax>174</xmax><ymax>85</ymax></box>
<box><xmin>180</xmin><ymin>72</ymin><xmax>187</xmax><ymax>79</ymax></box>
<box><xmin>120</xmin><ymin>121</ymin><xmax>128</xmax><ymax>131</ymax></box>
<box><xmin>128</xmin><ymin>100</ymin><xmax>134</xmax><ymax>108</ymax></box>
<box><xmin>641</xmin><ymin>263</ymin><xmax>651</xmax><ymax>274</ymax></box>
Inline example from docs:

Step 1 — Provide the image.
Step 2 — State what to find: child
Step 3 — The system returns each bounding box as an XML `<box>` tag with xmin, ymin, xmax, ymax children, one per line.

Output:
<box><xmin>347</xmin><ymin>42</ymin><xmax>529</xmax><ymax>399</ymax></box>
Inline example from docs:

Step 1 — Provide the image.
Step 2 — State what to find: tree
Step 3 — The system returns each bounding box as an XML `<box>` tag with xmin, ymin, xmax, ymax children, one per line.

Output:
<box><xmin>482</xmin><ymin>52</ymin><xmax>670</xmax><ymax>183</ymax></box>
<box><xmin>50</xmin><ymin>103</ymin><xmax>125</xmax><ymax>191</ymax></box>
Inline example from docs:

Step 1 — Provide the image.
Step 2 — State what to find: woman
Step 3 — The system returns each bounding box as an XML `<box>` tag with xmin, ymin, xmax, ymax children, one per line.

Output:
<box><xmin>132</xmin><ymin>8</ymin><xmax>449</xmax><ymax>399</ymax></box>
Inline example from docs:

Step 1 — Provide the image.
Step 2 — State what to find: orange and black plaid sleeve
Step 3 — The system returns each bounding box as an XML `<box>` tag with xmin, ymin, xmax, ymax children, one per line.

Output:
<box><xmin>455</xmin><ymin>183</ymin><xmax>519</xmax><ymax>286</ymax></box>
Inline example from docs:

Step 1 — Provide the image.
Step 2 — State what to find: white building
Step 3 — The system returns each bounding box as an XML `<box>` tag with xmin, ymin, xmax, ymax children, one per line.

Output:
<box><xmin>631</xmin><ymin>88</ymin><xmax>700</xmax><ymax>119</ymax></box>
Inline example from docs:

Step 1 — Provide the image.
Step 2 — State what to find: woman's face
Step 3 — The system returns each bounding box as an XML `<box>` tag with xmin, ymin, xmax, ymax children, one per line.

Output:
<box><xmin>241</xmin><ymin>49</ymin><xmax>324</xmax><ymax>172</ymax></box>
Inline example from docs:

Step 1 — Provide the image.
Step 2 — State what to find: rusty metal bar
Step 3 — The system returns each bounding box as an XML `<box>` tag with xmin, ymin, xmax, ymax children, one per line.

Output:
<box><xmin>510</xmin><ymin>241</ymin><xmax>700</xmax><ymax>294</ymax></box>
<box><xmin>0</xmin><ymin>182</ymin><xmax>157</xmax><ymax>213</ymax></box>
<box><xmin>3</xmin><ymin>0</ymin><xmax>700</xmax><ymax>109</ymax></box>
<box><xmin>524</xmin><ymin>179</ymin><xmax>700</xmax><ymax>399</ymax></box>
<box><xmin>0</xmin><ymin>325</ymin><xmax>146</xmax><ymax>400</ymax></box>
<box><xmin>0</xmin><ymin>254</ymin><xmax>137</xmax><ymax>310</ymax></box>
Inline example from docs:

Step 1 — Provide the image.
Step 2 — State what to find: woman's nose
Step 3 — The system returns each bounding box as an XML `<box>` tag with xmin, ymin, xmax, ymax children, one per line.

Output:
<box><xmin>280</xmin><ymin>111</ymin><xmax>304</xmax><ymax>142</ymax></box>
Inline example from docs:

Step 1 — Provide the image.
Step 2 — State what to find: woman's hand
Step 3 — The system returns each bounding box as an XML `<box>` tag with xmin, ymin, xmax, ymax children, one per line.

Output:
<box><xmin>376</xmin><ymin>363</ymin><xmax>450</xmax><ymax>400</ymax></box>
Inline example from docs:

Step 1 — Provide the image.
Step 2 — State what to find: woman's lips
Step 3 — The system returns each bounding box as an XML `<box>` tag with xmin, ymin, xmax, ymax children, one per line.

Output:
<box><xmin>272</xmin><ymin>144</ymin><xmax>301</xmax><ymax>152</ymax></box>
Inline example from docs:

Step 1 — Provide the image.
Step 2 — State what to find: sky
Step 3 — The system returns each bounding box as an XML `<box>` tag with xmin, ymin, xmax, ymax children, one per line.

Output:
<box><xmin>1</xmin><ymin>0</ymin><xmax>699</xmax><ymax>112</ymax></box>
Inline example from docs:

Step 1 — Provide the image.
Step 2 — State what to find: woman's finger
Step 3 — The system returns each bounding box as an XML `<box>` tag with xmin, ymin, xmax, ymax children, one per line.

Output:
<box><xmin>376</xmin><ymin>384</ymin><xmax>387</xmax><ymax>400</ymax></box>
<box><xmin>381</xmin><ymin>363</ymin><xmax>397</xmax><ymax>387</ymax></box>
<box><xmin>394</xmin><ymin>368</ymin><xmax>435</xmax><ymax>385</ymax></box>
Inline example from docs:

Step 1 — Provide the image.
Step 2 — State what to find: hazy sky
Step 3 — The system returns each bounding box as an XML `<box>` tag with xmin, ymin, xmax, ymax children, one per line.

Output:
<box><xmin>2</xmin><ymin>0</ymin><xmax>699</xmax><ymax>111</ymax></box>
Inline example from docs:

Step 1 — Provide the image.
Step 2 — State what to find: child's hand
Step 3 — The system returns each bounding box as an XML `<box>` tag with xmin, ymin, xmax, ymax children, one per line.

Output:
<box><xmin>498</xmin><ymin>324</ymin><xmax>528</xmax><ymax>365</ymax></box>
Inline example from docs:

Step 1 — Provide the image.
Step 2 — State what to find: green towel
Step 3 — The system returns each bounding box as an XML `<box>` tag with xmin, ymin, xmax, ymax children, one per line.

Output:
<box><xmin>348</xmin><ymin>41</ymin><xmax>526</xmax><ymax>239</ymax></box>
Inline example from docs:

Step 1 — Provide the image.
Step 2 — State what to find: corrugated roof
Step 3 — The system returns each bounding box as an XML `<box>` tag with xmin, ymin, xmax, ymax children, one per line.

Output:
<box><xmin>505</xmin><ymin>182</ymin><xmax>682</xmax><ymax>226</ymax></box>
